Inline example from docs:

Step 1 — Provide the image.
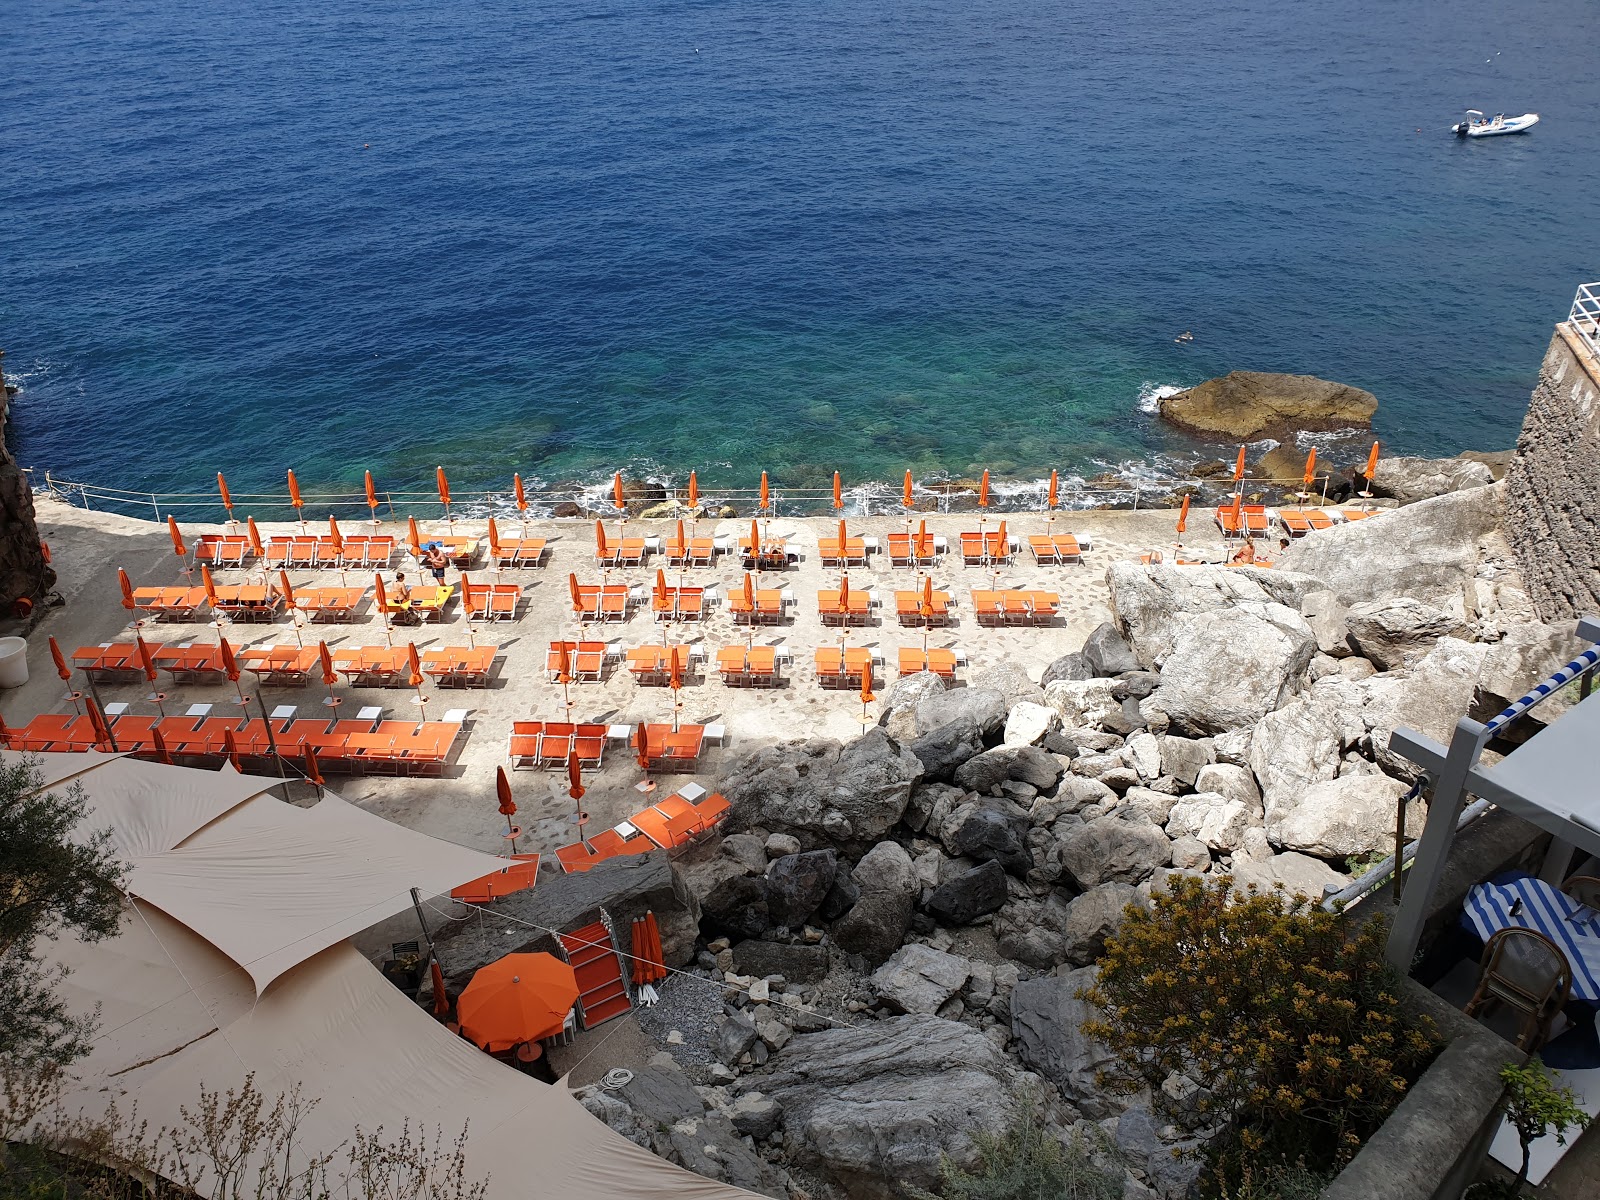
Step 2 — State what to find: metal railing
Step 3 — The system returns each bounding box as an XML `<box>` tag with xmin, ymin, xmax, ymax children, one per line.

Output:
<box><xmin>32</xmin><ymin>469</ymin><xmax>1344</xmax><ymax>526</ymax></box>
<box><xmin>1569</xmin><ymin>281</ymin><xmax>1600</xmax><ymax>359</ymax></box>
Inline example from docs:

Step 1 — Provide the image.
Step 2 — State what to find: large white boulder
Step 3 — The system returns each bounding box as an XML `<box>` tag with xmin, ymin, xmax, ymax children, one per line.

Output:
<box><xmin>1141</xmin><ymin>604</ymin><xmax>1317</xmax><ymax>734</ymax></box>
<box><xmin>1270</xmin><ymin>774</ymin><xmax>1422</xmax><ymax>858</ymax></box>
<box><xmin>1345</xmin><ymin>596</ymin><xmax>1469</xmax><ymax>670</ymax></box>
<box><xmin>1165</xmin><ymin>792</ymin><xmax>1259</xmax><ymax>852</ymax></box>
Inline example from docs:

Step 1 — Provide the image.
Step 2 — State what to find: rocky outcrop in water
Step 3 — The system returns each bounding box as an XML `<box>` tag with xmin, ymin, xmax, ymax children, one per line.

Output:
<box><xmin>1159</xmin><ymin>370</ymin><xmax>1377</xmax><ymax>439</ymax></box>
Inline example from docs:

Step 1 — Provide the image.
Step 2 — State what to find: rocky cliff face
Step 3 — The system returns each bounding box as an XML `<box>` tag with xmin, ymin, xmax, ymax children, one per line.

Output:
<box><xmin>0</xmin><ymin>359</ymin><xmax>54</xmax><ymax>616</ymax></box>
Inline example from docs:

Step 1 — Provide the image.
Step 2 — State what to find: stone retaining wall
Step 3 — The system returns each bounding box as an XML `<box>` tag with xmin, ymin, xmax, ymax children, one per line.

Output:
<box><xmin>1504</xmin><ymin>326</ymin><xmax>1600</xmax><ymax>619</ymax></box>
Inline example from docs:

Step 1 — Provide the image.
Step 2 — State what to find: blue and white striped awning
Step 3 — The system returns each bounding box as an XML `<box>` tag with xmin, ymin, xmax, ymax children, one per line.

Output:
<box><xmin>1464</xmin><ymin>876</ymin><xmax>1600</xmax><ymax>1002</ymax></box>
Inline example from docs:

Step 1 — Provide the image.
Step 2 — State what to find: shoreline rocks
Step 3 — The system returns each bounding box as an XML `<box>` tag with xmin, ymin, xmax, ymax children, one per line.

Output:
<box><xmin>1159</xmin><ymin>370</ymin><xmax>1377</xmax><ymax>440</ymax></box>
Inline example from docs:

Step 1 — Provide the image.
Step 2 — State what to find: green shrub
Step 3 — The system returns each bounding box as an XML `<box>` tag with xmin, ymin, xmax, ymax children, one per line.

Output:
<box><xmin>927</xmin><ymin>1093</ymin><xmax>1123</xmax><ymax>1200</ymax></box>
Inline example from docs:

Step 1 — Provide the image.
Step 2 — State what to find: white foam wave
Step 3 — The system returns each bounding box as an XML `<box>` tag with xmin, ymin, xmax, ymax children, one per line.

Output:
<box><xmin>1135</xmin><ymin>381</ymin><xmax>1185</xmax><ymax>415</ymax></box>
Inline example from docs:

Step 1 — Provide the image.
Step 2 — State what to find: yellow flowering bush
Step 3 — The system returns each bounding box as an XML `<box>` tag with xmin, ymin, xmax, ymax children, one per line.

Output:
<box><xmin>1082</xmin><ymin>874</ymin><xmax>1438</xmax><ymax>1179</ymax></box>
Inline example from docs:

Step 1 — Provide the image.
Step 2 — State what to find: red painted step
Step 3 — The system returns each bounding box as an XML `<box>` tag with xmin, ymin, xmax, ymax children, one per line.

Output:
<box><xmin>558</xmin><ymin>921</ymin><xmax>631</xmax><ymax>1029</ymax></box>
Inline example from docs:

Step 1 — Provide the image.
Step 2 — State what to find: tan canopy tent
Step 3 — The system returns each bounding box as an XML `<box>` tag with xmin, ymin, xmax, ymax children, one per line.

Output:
<box><xmin>20</xmin><ymin>751</ymin><xmax>753</xmax><ymax>1200</ymax></box>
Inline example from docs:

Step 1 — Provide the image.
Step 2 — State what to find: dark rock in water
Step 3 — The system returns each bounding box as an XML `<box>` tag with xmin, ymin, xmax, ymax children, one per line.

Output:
<box><xmin>620</xmin><ymin>478</ymin><xmax>668</xmax><ymax>502</ymax></box>
<box><xmin>1040</xmin><ymin>652</ymin><xmax>1096</xmax><ymax>686</ymax></box>
<box><xmin>731</xmin><ymin>939</ymin><xmax>831</xmax><ymax>983</ymax></box>
<box><xmin>551</xmin><ymin>501</ymin><xmax>582</xmax><ymax>518</ymax></box>
<box><xmin>1082</xmin><ymin>622</ymin><xmax>1140</xmax><ymax>677</ymax></box>
<box><xmin>818</xmin><ymin>860</ymin><xmax>861</xmax><ymax>920</ymax></box>
<box><xmin>925</xmin><ymin>860</ymin><xmax>1010</xmax><ymax>925</ymax></box>
<box><xmin>765</xmin><ymin>850</ymin><xmax>838</xmax><ymax>928</ymax></box>
<box><xmin>701</xmin><ymin>875</ymin><xmax>772</xmax><ymax>940</ymax></box>
<box><xmin>1159</xmin><ymin>370</ymin><xmax>1377</xmax><ymax>440</ymax></box>
<box><xmin>832</xmin><ymin>840</ymin><xmax>917</xmax><ymax>965</ymax></box>
<box><xmin>939</xmin><ymin>797</ymin><xmax>1033</xmax><ymax>876</ymax></box>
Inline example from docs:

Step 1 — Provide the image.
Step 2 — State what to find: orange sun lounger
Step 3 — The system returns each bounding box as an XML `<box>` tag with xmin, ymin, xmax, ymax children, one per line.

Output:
<box><xmin>462</xmin><ymin>581</ymin><xmax>523</xmax><ymax>622</ymax></box>
<box><xmin>131</xmin><ymin>586</ymin><xmax>209</xmax><ymax>621</ymax></box>
<box><xmin>886</xmin><ymin>532</ymin><xmax>938</xmax><ymax>567</ymax></box>
<box><xmin>817</xmin><ymin>537</ymin><xmax>868</xmax><ymax>566</ymax></box>
<box><xmin>664</xmin><ymin>536</ymin><xmax>717</xmax><ymax>566</ymax></box>
<box><xmin>547</xmin><ymin>641</ymin><xmax>609</xmax><ymax>682</ymax></box>
<box><xmin>716</xmin><ymin>645</ymin><xmax>781</xmax><ymax>687</ymax></box>
<box><xmin>71</xmin><ymin>643</ymin><xmax>145</xmax><ymax>681</ymax></box>
<box><xmin>893</xmin><ymin>590</ymin><xmax>952</xmax><ymax>626</ymax></box>
<box><xmin>294</xmin><ymin>586</ymin><xmax>368</xmax><ymax>622</ymax></box>
<box><xmin>817</xmin><ymin>589</ymin><xmax>872</xmax><ymax>626</ymax></box>
<box><xmin>728</xmin><ymin>588</ymin><xmax>785</xmax><ymax>625</ymax></box>
<box><xmin>959</xmin><ymin>531</ymin><xmax>1010</xmax><ymax>566</ymax></box>
<box><xmin>451</xmin><ymin>854</ymin><xmax>542</xmax><ymax>901</ymax></box>
<box><xmin>238</xmin><ymin>645</ymin><xmax>321</xmax><ymax>686</ymax></box>
<box><xmin>635</xmin><ymin>723</ymin><xmax>705</xmax><ymax>771</ymax></box>
<box><xmin>651</xmin><ymin>587</ymin><xmax>705</xmax><ymax>622</ymax></box>
<box><xmin>898</xmin><ymin>647</ymin><xmax>958</xmax><ymax>681</ymax></box>
<box><xmin>422</xmin><ymin>646</ymin><xmax>497</xmax><ymax>688</ymax></box>
<box><xmin>739</xmin><ymin>538</ymin><xmax>789</xmax><ymax>570</ymax></box>
<box><xmin>814</xmin><ymin>646</ymin><xmax>872</xmax><ymax>686</ymax></box>
<box><xmin>627</xmin><ymin>645</ymin><xmax>696</xmax><ymax>686</ymax></box>
<box><xmin>193</xmin><ymin>534</ymin><xmax>252</xmax><ymax>568</ymax></box>
<box><xmin>491</xmin><ymin>535</ymin><xmax>547</xmax><ymax>567</ymax></box>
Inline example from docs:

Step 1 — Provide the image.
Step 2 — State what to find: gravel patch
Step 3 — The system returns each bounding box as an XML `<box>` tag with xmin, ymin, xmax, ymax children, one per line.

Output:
<box><xmin>633</xmin><ymin>970</ymin><xmax>727</xmax><ymax>1081</ymax></box>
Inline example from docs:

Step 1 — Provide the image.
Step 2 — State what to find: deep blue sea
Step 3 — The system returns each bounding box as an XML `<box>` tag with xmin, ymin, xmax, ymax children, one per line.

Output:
<box><xmin>5</xmin><ymin>0</ymin><xmax>1599</xmax><ymax>502</ymax></box>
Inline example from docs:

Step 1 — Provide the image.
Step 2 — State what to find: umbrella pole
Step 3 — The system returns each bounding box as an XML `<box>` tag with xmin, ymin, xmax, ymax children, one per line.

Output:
<box><xmin>408</xmin><ymin>887</ymin><xmax>438</xmax><ymax>964</ymax></box>
<box><xmin>256</xmin><ymin>693</ymin><xmax>287</xmax><ymax>781</ymax></box>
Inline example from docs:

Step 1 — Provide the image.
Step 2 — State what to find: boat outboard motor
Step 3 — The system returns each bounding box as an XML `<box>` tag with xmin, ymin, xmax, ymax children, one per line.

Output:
<box><xmin>1453</xmin><ymin>120</ymin><xmax>1468</xmax><ymax>137</ymax></box>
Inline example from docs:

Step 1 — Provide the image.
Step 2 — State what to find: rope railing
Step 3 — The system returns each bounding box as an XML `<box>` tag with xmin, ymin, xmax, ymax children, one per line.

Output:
<box><xmin>35</xmin><ymin>469</ymin><xmax>1346</xmax><ymax>524</ymax></box>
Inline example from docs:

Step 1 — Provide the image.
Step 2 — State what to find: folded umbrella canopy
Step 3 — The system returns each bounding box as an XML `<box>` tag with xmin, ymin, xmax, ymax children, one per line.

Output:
<box><xmin>1047</xmin><ymin>469</ymin><xmax>1059</xmax><ymax>511</ymax></box>
<box><xmin>167</xmin><ymin>515</ymin><xmax>186</xmax><ymax>560</ymax></box>
<box><xmin>613</xmin><ymin>472</ymin><xmax>626</xmax><ymax>511</ymax></box>
<box><xmin>674</xmin><ymin>517</ymin><xmax>685</xmax><ymax>556</ymax></box>
<box><xmin>219</xmin><ymin>635</ymin><xmax>246</xmax><ymax>702</ymax></box>
<box><xmin>487</xmin><ymin>516</ymin><xmax>502</xmax><ymax>559</ymax></box>
<box><xmin>458</xmin><ymin>953</ymin><xmax>579</xmax><ymax>1053</ymax></box>
<box><xmin>48</xmin><ymin>635</ymin><xmax>78</xmax><ymax>711</ymax></box>
<box><xmin>117</xmin><ymin>567</ymin><xmax>137</xmax><ymax>614</ymax></box>
<box><xmin>837</xmin><ymin>574</ymin><xmax>850</xmax><ymax>616</ymax></box>
<box><xmin>365</xmin><ymin>470</ymin><xmax>380</xmax><ymax>523</ymax></box>
<box><xmin>1177</xmin><ymin>493</ymin><xmax>1191</xmax><ymax>536</ymax></box>
<box><xmin>903</xmin><ymin>470</ymin><xmax>914</xmax><ymax>511</ymax></box>
<box><xmin>916</xmin><ymin>518</ymin><xmax>931</xmax><ymax>559</ymax></box>
<box><xmin>317</xmin><ymin>640</ymin><xmax>339</xmax><ymax>709</ymax></box>
<box><xmin>150</xmin><ymin>723</ymin><xmax>173</xmax><ymax>766</ymax></box>
<box><xmin>287</xmin><ymin>469</ymin><xmax>304</xmax><ymax>525</ymax></box>
<box><xmin>759</xmin><ymin>471</ymin><xmax>770</xmax><ymax>511</ymax></box>
<box><xmin>303</xmin><ymin>742</ymin><xmax>324</xmax><ymax>790</ymax></box>
<box><xmin>1302</xmin><ymin>448</ymin><xmax>1318</xmax><ymax>489</ymax></box>
<box><xmin>218</xmin><ymin>472</ymin><xmax>235</xmax><ymax>524</ymax></box>
<box><xmin>223</xmin><ymin>728</ymin><xmax>243</xmax><ymax>773</ymax></box>
<box><xmin>594</xmin><ymin>519</ymin><xmax>608</xmax><ymax>561</ymax></box>
<box><xmin>686</xmin><ymin>471</ymin><xmax>699</xmax><ymax>510</ymax></box>
<box><xmin>375</xmin><ymin>574</ymin><xmax>392</xmax><ymax>642</ymax></box>
<box><xmin>1363</xmin><ymin>441</ymin><xmax>1380</xmax><ymax>483</ymax></box>
<box><xmin>566</xmin><ymin>572</ymin><xmax>583</xmax><ymax>614</ymax></box>
<box><xmin>436</xmin><ymin>466</ymin><xmax>452</xmax><ymax>517</ymax></box>
<box><xmin>200</xmin><ymin>562</ymin><xmax>220</xmax><ymax>613</ymax></box>
<box><xmin>1232</xmin><ymin>445</ymin><xmax>1247</xmax><ymax>485</ymax></box>
<box><xmin>407</xmin><ymin>516</ymin><xmax>422</xmax><ymax>557</ymax></box>
<box><xmin>635</xmin><ymin>721</ymin><xmax>651</xmax><ymax>772</ymax></box>
<box><xmin>513</xmin><ymin>473</ymin><xmax>528</xmax><ymax>514</ymax></box>
<box><xmin>85</xmin><ymin>696</ymin><xmax>116</xmax><ymax>753</ymax></box>
<box><xmin>832</xmin><ymin>472</ymin><xmax>842</xmax><ymax>511</ymax></box>
<box><xmin>246</xmin><ymin>517</ymin><xmax>264</xmax><ymax>559</ymax></box>
<box><xmin>978</xmin><ymin>470</ymin><xmax>990</xmax><ymax>509</ymax></box>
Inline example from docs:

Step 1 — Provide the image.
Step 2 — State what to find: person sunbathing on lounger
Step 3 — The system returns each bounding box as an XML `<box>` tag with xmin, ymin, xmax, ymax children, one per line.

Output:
<box><xmin>1230</xmin><ymin>541</ymin><xmax>1256</xmax><ymax>565</ymax></box>
<box><xmin>391</xmin><ymin>571</ymin><xmax>422</xmax><ymax>625</ymax></box>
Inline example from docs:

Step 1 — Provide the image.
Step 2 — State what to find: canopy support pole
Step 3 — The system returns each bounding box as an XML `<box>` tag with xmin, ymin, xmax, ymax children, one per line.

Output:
<box><xmin>410</xmin><ymin>886</ymin><xmax>438</xmax><ymax>964</ymax></box>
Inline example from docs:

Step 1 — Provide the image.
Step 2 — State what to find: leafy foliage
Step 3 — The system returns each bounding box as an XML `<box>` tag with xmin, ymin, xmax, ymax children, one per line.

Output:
<box><xmin>1497</xmin><ymin>1060</ymin><xmax>1592</xmax><ymax>1189</ymax></box>
<box><xmin>1082</xmin><ymin>874</ymin><xmax>1438</xmax><ymax>1181</ymax></box>
<box><xmin>0</xmin><ymin>755</ymin><xmax>128</xmax><ymax>1077</ymax></box>
<box><xmin>927</xmin><ymin>1092</ymin><xmax>1123</xmax><ymax>1200</ymax></box>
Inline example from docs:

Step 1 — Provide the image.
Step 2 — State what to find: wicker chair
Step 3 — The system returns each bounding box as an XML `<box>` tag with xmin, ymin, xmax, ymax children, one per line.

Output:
<box><xmin>1464</xmin><ymin>927</ymin><xmax>1572</xmax><ymax>1050</ymax></box>
<box><xmin>1561</xmin><ymin>875</ymin><xmax>1600</xmax><ymax>911</ymax></box>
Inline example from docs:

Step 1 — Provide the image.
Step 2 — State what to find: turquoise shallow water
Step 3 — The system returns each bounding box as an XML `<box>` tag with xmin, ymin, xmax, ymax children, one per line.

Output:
<box><xmin>4</xmin><ymin>0</ymin><xmax>1599</xmax><ymax>498</ymax></box>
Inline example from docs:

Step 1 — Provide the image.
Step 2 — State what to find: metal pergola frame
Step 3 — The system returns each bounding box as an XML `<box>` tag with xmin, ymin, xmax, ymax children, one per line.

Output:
<box><xmin>1385</xmin><ymin>616</ymin><xmax>1600</xmax><ymax>969</ymax></box>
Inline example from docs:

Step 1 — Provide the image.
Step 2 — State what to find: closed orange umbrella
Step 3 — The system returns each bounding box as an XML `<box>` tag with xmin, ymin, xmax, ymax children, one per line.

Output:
<box><xmin>134</xmin><ymin>634</ymin><xmax>159</xmax><ymax>685</ymax></box>
<box><xmin>916</xmin><ymin>518</ymin><xmax>930</xmax><ymax>557</ymax></box>
<box><xmin>1177</xmin><ymin>493</ymin><xmax>1191</xmax><ymax>535</ymax></box>
<box><xmin>748</xmin><ymin>519</ymin><xmax>760</xmax><ymax>557</ymax></box>
<box><xmin>436</xmin><ymin>466</ymin><xmax>452</xmax><ymax>508</ymax></box>
<box><xmin>1302</xmin><ymin>448</ymin><xmax>1318</xmax><ymax>488</ymax></box>
<box><xmin>654</xmin><ymin>567</ymin><xmax>668</xmax><ymax>602</ymax></box>
<box><xmin>246</xmin><ymin>516</ymin><xmax>264</xmax><ymax>557</ymax></box>
<box><xmin>458</xmin><ymin>571</ymin><xmax>474</xmax><ymax>617</ymax></box>
<box><xmin>594</xmin><ymin>519</ymin><xmax>608</xmax><ymax>558</ymax></box>
<box><xmin>118</xmin><ymin>567</ymin><xmax>136</xmax><ymax>612</ymax></box>
<box><xmin>996</xmin><ymin>520</ymin><xmax>1008</xmax><ymax>555</ymax></box>
<box><xmin>675</xmin><ymin>517</ymin><xmax>685</xmax><ymax>554</ymax></box>
<box><xmin>1232</xmin><ymin>445</ymin><xmax>1247</xmax><ymax>484</ymax></box>
<box><xmin>1047</xmin><ymin>469</ymin><xmax>1059</xmax><ymax>510</ymax></box>
<box><xmin>613</xmin><ymin>472</ymin><xmax>626</xmax><ymax>511</ymax></box>
<box><xmin>978</xmin><ymin>470</ymin><xmax>990</xmax><ymax>508</ymax></box>
<box><xmin>218</xmin><ymin>472</ymin><xmax>235</xmax><ymax>521</ymax></box>
<box><xmin>1230</xmin><ymin>493</ymin><xmax>1244</xmax><ymax>527</ymax></box>
<box><xmin>837</xmin><ymin>574</ymin><xmax>850</xmax><ymax>614</ymax></box>
<box><xmin>365</xmin><ymin>470</ymin><xmax>379</xmax><ymax>515</ymax></box>
<box><xmin>167</xmin><ymin>515</ymin><xmax>186</xmax><ymax>557</ymax></box>
<box><xmin>458</xmin><ymin>953</ymin><xmax>579</xmax><ymax>1052</ymax></box>
<box><xmin>566</xmin><ymin>572</ymin><xmax>582</xmax><ymax>612</ymax></box>
<box><xmin>222</xmin><ymin>728</ymin><xmax>243</xmax><ymax>773</ymax></box>
<box><xmin>431</xmin><ymin>960</ymin><xmax>449</xmax><ymax>1018</ymax></box>
<box><xmin>200</xmin><ymin>562</ymin><xmax>220</xmax><ymax>609</ymax></box>
<box><xmin>635</xmin><ymin>722</ymin><xmax>651</xmax><ymax>771</ymax></box>
<box><xmin>687</xmin><ymin>471</ymin><xmax>699</xmax><ymax>509</ymax></box>
<box><xmin>287</xmin><ymin>469</ymin><xmax>304</xmax><ymax>512</ymax></box>
<box><xmin>903</xmin><ymin>470</ymin><xmax>914</xmax><ymax>510</ymax></box>
<box><xmin>742</xmin><ymin>571</ymin><xmax>755</xmax><ymax>610</ymax></box>
<box><xmin>406</xmin><ymin>642</ymin><xmax>424</xmax><ymax>689</ymax></box>
<box><xmin>318</xmin><ymin>640</ymin><xmax>337</xmax><ymax>686</ymax></box>
<box><xmin>48</xmin><ymin>636</ymin><xmax>71</xmax><ymax>683</ymax></box>
<box><xmin>487</xmin><ymin>516</ymin><xmax>502</xmax><ymax>557</ymax></box>
<box><xmin>832</xmin><ymin>472</ymin><xmax>843</xmax><ymax>511</ymax></box>
<box><xmin>1363</xmin><ymin>441</ymin><xmax>1380</xmax><ymax>480</ymax></box>
<box><xmin>407</xmin><ymin>516</ymin><xmax>422</xmax><ymax>555</ymax></box>
<box><xmin>860</xmin><ymin>657</ymin><xmax>875</xmax><ymax>706</ymax></box>
<box><xmin>921</xmin><ymin>574</ymin><xmax>934</xmax><ymax>616</ymax></box>
<box><xmin>668</xmin><ymin>644</ymin><xmax>683</xmax><ymax>692</ymax></box>
<box><xmin>85</xmin><ymin>696</ymin><xmax>113</xmax><ymax>752</ymax></box>
<box><xmin>759</xmin><ymin>471</ymin><xmax>770</xmax><ymax>511</ymax></box>
<box><xmin>497</xmin><ymin>765</ymin><xmax>517</xmax><ymax>817</ymax></box>
<box><xmin>836</xmin><ymin>517</ymin><xmax>847</xmax><ymax>548</ymax></box>
<box><xmin>303</xmin><ymin>741</ymin><xmax>324</xmax><ymax>788</ymax></box>
<box><xmin>327</xmin><ymin>515</ymin><xmax>344</xmax><ymax>556</ymax></box>
<box><xmin>218</xmin><ymin>635</ymin><xmax>241</xmax><ymax>683</ymax></box>
<box><xmin>554</xmin><ymin>638</ymin><xmax>572</xmax><ymax>684</ymax></box>
<box><xmin>151</xmin><ymin>724</ymin><xmax>173</xmax><ymax>766</ymax></box>
<box><xmin>513</xmin><ymin>474</ymin><xmax>528</xmax><ymax>513</ymax></box>
<box><xmin>374</xmin><ymin>573</ymin><xmax>389</xmax><ymax>614</ymax></box>
<box><xmin>567</xmin><ymin>750</ymin><xmax>585</xmax><ymax>801</ymax></box>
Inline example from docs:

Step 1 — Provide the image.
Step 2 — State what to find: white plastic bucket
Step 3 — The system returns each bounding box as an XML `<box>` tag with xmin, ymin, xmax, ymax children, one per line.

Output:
<box><xmin>0</xmin><ymin>637</ymin><xmax>29</xmax><ymax>689</ymax></box>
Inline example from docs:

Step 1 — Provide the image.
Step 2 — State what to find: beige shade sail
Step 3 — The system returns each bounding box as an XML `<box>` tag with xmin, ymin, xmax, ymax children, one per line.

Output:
<box><xmin>2</xmin><ymin>747</ymin><xmax>128</xmax><ymax>794</ymax></box>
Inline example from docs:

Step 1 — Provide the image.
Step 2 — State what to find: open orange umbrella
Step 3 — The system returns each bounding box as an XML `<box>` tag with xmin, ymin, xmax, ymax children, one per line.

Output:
<box><xmin>406</xmin><ymin>516</ymin><xmax>422</xmax><ymax>556</ymax></box>
<box><xmin>613</xmin><ymin>472</ymin><xmax>627</xmax><ymax>511</ymax></box>
<box><xmin>436</xmin><ymin>466</ymin><xmax>452</xmax><ymax>509</ymax></box>
<box><xmin>594</xmin><ymin>519</ymin><xmax>609</xmax><ymax>559</ymax></box>
<box><xmin>287</xmin><ymin>469</ymin><xmax>304</xmax><ymax>515</ymax></box>
<box><xmin>365</xmin><ymin>470</ymin><xmax>380</xmax><ymax>522</ymax></box>
<box><xmin>167</xmin><ymin>515</ymin><xmax>186</xmax><ymax>558</ymax></box>
<box><xmin>458</xmin><ymin>953</ymin><xmax>579</xmax><ymax>1052</ymax></box>
<box><xmin>903</xmin><ymin>470</ymin><xmax>914</xmax><ymax>510</ymax></box>
<box><xmin>1047</xmin><ymin>469</ymin><xmax>1059</xmax><ymax>510</ymax></box>
<box><xmin>303</xmin><ymin>742</ymin><xmax>324</xmax><ymax>789</ymax></box>
<box><xmin>1177</xmin><ymin>493</ymin><xmax>1191</xmax><ymax>535</ymax></box>
<box><xmin>1302</xmin><ymin>448</ymin><xmax>1318</xmax><ymax>488</ymax></box>
<box><xmin>117</xmin><ymin>567</ymin><xmax>136</xmax><ymax>613</ymax></box>
<box><xmin>1232</xmin><ymin>445</ymin><xmax>1247</xmax><ymax>484</ymax></box>
<box><xmin>513</xmin><ymin>474</ymin><xmax>528</xmax><ymax>513</ymax></box>
<box><xmin>978</xmin><ymin>470</ymin><xmax>990</xmax><ymax>508</ymax></box>
<box><xmin>218</xmin><ymin>472</ymin><xmax>235</xmax><ymax>523</ymax></box>
<box><xmin>635</xmin><ymin>721</ymin><xmax>651</xmax><ymax>771</ymax></box>
<box><xmin>1363</xmin><ymin>441</ymin><xmax>1380</xmax><ymax>481</ymax></box>
<box><xmin>686</xmin><ymin>471</ymin><xmax>699</xmax><ymax>509</ymax></box>
<box><xmin>832</xmin><ymin>472</ymin><xmax>843</xmax><ymax>511</ymax></box>
<box><xmin>222</xmin><ymin>728</ymin><xmax>243</xmax><ymax>773</ymax></box>
<box><xmin>246</xmin><ymin>517</ymin><xmax>264</xmax><ymax>558</ymax></box>
<box><xmin>150</xmin><ymin>724</ymin><xmax>173</xmax><ymax>766</ymax></box>
<box><xmin>200</xmin><ymin>562</ymin><xmax>220</xmax><ymax>609</ymax></box>
<box><xmin>759</xmin><ymin>471</ymin><xmax>770</xmax><ymax>511</ymax></box>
